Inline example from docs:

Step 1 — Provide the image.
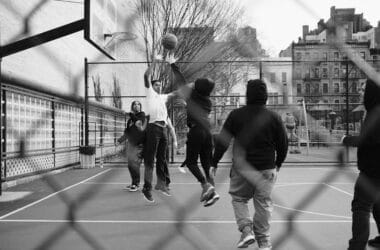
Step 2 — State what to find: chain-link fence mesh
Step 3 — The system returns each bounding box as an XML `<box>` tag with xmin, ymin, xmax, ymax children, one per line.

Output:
<box><xmin>1</xmin><ymin>0</ymin><xmax>380</xmax><ymax>249</ymax></box>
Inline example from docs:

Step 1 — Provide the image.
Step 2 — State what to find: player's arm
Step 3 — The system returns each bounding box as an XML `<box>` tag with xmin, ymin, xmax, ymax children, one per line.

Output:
<box><xmin>167</xmin><ymin>117</ymin><xmax>178</xmax><ymax>148</ymax></box>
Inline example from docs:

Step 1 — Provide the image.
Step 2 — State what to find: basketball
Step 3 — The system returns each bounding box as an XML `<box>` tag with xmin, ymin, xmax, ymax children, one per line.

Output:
<box><xmin>161</xmin><ymin>33</ymin><xmax>178</xmax><ymax>50</ymax></box>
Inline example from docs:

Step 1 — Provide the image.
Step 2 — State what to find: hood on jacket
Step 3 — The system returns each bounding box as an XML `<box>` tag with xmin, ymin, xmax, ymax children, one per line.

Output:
<box><xmin>364</xmin><ymin>78</ymin><xmax>380</xmax><ymax>112</ymax></box>
<box><xmin>194</xmin><ymin>78</ymin><xmax>215</xmax><ymax>96</ymax></box>
<box><xmin>246</xmin><ymin>79</ymin><xmax>268</xmax><ymax>105</ymax></box>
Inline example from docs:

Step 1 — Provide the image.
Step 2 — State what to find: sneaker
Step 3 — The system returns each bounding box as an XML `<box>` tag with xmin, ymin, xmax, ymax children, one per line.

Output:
<box><xmin>200</xmin><ymin>183</ymin><xmax>215</xmax><ymax>202</ymax></box>
<box><xmin>129</xmin><ymin>184</ymin><xmax>139</xmax><ymax>192</ymax></box>
<box><xmin>123</xmin><ymin>184</ymin><xmax>133</xmax><ymax>190</ymax></box>
<box><xmin>178</xmin><ymin>166</ymin><xmax>187</xmax><ymax>174</ymax></box>
<box><xmin>155</xmin><ymin>185</ymin><xmax>171</xmax><ymax>197</ymax></box>
<box><xmin>203</xmin><ymin>191</ymin><xmax>220</xmax><ymax>207</ymax></box>
<box><xmin>368</xmin><ymin>236</ymin><xmax>380</xmax><ymax>247</ymax></box>
<box><xmin>142</xmin><ymin>188</ymin><xmax>155</xmax><ymax>203</ymax></box>
<box><xmin>237</xmin><ymin>226</ymin><xmax>255</xmax><ymax>248</ymax></box>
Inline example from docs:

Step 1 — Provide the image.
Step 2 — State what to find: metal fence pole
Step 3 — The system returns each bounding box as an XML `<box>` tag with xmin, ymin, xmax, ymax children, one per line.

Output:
<box><xmin>84</xmin><ymin>57</ymin><xmax>89</xmax><ymax>146</ymax></box>
<box><xmin>0</xmin><ymin>51</ymin><xmax>2</xmax><ymax>196</ymax></box>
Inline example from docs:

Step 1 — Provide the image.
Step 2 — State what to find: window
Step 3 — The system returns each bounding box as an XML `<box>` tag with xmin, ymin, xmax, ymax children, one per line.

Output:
<box><xmin>334</xmin><ymin>100</ymin><xmax>340</xmax><ymax>104</ymax></box>
<box><xmin>334</xmin><ymin>52</ymin><xmax>339</xmax><ymax>60</ymax></box>
<box><xmin>296</xmin><ymin>52</ymin><xmax>302</xmax><ymax>60</ymax></box>
<box><xmin>334</xmin><ymin>68</ymin><xmax>339</xmax><ymax>78</ymax></box>
<box><xmin>313</xmin><ymin>83</ymin><xmax>320</xmax><ymax>94</ymax></box>
<box><xmin>323</xmin><ymin>83</ymin><xmax>328</xmax><ymax>93</ymax></box>
<box><xmin>282</xmin><ymin>72</ymin><xmax>287</xmax><ymax>83</ymax></box>
<box><xmin>313</xmin><ymin>68</ymin><xmax>320</xmax><ymax>78</ymax></box>
<box><xmin>295</xmin><ymin>68</ymin><xmax>302</xmax><ymax>78</ymax></box>
<box><xmin>334</xmin><ymin>83</ymin><xmax>340</xmax><ymax>93</ymax></box>
<box><xmin>305</xmin><ymin>83</ymin><xmax>310</xmax><ymax>94</ymax></box>
<box><xmin>351</xmin><ymin>82</ymin><xmax>357</xmax><ymax>93</ymax></box>
<box><xmin>304</xmin><ymin>68</ymin><xmax>310</xmax><ymax>79</ymax></box>
<box><xmin>297</xmin><ymin>84</ymin><xmax>302</xmax><ymax>94</ymax></box>
<box><xmin>323</xmin><ymin>52</ymin><xmax>328</xmax><ymax>61</ymax></box>
<box><xmin>322</xmin><ymin>68</ymin><xmax>328</xmax><ymax>78</ymax></box>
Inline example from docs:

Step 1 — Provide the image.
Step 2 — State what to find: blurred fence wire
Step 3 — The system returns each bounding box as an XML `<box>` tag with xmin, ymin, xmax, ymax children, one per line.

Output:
<box><xmin>1</xmin><ymin>0</ymin><xmax>380</xmax><ymax>249</ymax></box>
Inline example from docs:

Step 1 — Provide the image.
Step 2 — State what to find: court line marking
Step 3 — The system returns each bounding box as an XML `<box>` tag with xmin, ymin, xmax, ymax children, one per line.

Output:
<box><xmin>323</xmin><ymin>183</ymin><xmax>353</xmax><ymax>197</ymax></box>
<box><xmin>1</xmin><ymin>219</ymin><xmax>375</xmax><ymax>224</ymax></box>
<box><xmin>274</xmin><ymin>204</ymin><xmax>351</xmax><ymax>219</ymax></box>
<box><xmin>0</xmin><ymin>169</ymin><xmax>111</xmax><ymax>220</ymax></box>
<box><xmin>84</xmin><ymin>182</ymin><xmax>355</xmax><ymax>185</ymax></box>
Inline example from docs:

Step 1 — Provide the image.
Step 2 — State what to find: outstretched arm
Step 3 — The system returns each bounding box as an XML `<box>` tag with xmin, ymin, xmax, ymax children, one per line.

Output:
<box><xmin>167</xmin><ymin>117</ymin><xmax>178</xmax><ymax>149</ymax></box>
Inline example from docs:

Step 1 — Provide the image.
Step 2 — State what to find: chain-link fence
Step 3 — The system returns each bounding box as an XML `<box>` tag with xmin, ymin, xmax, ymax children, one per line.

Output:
<box><xmin>1</xmin><ymin>0</ymin><xmax>380</xmax><ymax>249</ymax></box>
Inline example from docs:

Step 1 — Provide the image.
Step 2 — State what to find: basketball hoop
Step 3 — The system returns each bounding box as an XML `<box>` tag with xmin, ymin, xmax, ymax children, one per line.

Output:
<box><xmin>104</xmin><ymin>31</ymin><xmax>137</xmax><ymax>48</ymax></box>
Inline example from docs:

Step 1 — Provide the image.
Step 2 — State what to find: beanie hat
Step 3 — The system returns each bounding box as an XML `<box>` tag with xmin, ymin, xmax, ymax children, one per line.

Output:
<box><xmin>246</xmin><ymin>79</ymin><xmax>268</xmax><ymax>105</ymax></box>
<box><xmin>194</xmin><ymin>78</ymin><xmax>215</xmax><ymax>97</ymax></box>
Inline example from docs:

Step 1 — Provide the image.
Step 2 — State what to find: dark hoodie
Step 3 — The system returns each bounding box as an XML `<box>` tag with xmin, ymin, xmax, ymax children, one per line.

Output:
<box><xmin>213</xmin><ymin>79</ymin><xmax>288</xmax><ymax>170</ymax></box>
<box><xmin>187</xmin><ymin>78</ymin><xmax>215</xmax><ymax>128</ymax></box>
<box><xmin>123</xmin><ymin>111</ymin><xmax>146</xmax><ymax>145</ymax></box>
<box><xmin>357</xmin><ymin>79</ymin><xmax>380</xmax><ymax>177</ymax></box>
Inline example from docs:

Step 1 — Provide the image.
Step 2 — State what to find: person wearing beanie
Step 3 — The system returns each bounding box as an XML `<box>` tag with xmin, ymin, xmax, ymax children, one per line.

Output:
<box><xmin>211</xmin><ymin>79</ymin><xmax>288</xmax><ymax>249</ymax></box>
<box><xmin>169</xmin><ymin>58</ymin><xmax>220</xmax><ymax>207</ymax></box>
<box><xmin>343</xmin><ymin>78</ymin><xmax>380</xmax><ymax>250</ymax></box>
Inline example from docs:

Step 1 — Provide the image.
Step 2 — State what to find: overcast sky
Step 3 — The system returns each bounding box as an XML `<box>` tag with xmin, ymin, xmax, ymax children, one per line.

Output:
<box><xmin>239</xmin><ymin>0</ymin><xmax>380</xmax><ymax>57</ymax></box>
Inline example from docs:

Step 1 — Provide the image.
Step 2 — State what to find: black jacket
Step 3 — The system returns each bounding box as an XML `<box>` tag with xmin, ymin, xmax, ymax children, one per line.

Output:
<box><xmin>118</xmin><ymin>111</ymin><xmax>146</xmax><ymax>145</ymax></box>
<box><xmin>344</xmin><ymin>79</ymin><xmax>380</xmax><ymax>177</ymax></box>
<box><xmin>213</xmin><ymin>80</ymin><xmax>288</xmax><ymax>170</ymax></box>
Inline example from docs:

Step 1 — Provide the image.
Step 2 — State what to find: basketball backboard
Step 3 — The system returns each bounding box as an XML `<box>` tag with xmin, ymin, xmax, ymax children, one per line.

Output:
<box><xmin>84</xmin><ymin>0</ymin><xmax>117</xmax><ymax>60</ymax></box>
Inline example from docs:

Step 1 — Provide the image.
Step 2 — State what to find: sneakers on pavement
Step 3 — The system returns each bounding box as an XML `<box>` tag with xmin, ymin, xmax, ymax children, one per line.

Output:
<box><xmin>368</xmin><ymin>236</ymin><xmax>380</xmax><ymax>247</ymax></box>
<box><xmin>142</xmin><ymin>188</ymin><xmax>155</xmax><ymax>203</ymax></box>
<box><xmin>203</xmin><ymin>191</ymin><xmax>220</xmax><ymax>207</ymax></box>
<box><xmin>129</xmin><ymin>184</ymin><xmax>139</xmax><ymax>192</ymax></box>
<box><xmin>200</xmin><ymin>183</ymin><xmax>215</xmax><ymax>202</ymax></box>
<box><xmin>237</xmin><ymin>226</ymin><xmax>255</xmax><ymax>248</ymax></box>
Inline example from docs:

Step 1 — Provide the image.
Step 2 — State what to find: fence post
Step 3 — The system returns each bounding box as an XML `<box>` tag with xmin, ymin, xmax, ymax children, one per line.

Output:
<box><xmin>0</xmin><ymin>51</ymin><xmax>2</xmax><ymax>196</ymax></box>
<box><xmin>84</xmin><ymin>57</ymin><xmax>89</xmax><ymax>146</ymax></box>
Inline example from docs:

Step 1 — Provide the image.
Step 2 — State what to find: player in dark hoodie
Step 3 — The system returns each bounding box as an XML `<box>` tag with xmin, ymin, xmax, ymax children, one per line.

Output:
<box><xmin>169</xmin><ymin>59</ymin><xmax>220</xmax><ymax>207</ymax></box>
<box><xmin>211</xmin><ymin>79</ymin><xmax>288</xmax><ymax>249</ymax></box>
<box><xmin>343</xmin><ymin>78</ymin><xmax>380</xmax><ymax>250</ymax></box>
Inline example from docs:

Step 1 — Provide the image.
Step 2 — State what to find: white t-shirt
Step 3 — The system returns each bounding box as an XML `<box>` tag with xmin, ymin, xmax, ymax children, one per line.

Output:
<box><xmin>145</xmin><ymin>87</ymin><xmax>169</xmax><ymax>124</ymax></box>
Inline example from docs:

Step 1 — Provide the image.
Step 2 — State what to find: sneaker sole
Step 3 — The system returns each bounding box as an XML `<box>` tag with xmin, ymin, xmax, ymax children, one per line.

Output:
<box><xmin>178</xmin><ymin>167</ymin><xmax>187</xmax><ymax>173</ymax></box>
<box><xmin>237</xmin><ymin>237</ymin><xmax>255</xmax><ymax>248</ymax></box>
<box><xmin>129</xmin><ymin>188</ymin><xmax>139</xmax><ymax>192</ymax></box>
<box><xmin>204</xmin><ymin>194</ymin><xmax>220</xmax><ymax>207</ymax></box>
<box><xmin>159</xmin><ymin>190</ymin><xmax>172</xmax><ymax>197</ymax></box>
<box><xmin>142</xmin><ymin>193</ymin><xmax>155</xmax><ymax>203</ymax></box>
<box><xmin>200</xmin><ymin>186</ymin><xmax>215</xmax><ymax>202</ymax></box>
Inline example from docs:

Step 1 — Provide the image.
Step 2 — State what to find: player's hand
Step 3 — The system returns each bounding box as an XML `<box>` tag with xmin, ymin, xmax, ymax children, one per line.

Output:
<box><xmin>210</xmin><ymin>166</ymin><xmax>217</xmax><ymax>177</ymax></box>
<box><xmin>166</xmin><ymin>53</ymin><xmax>177</xmax><ymax>64</ymax></box>
<box><xmin>154</xmin><ymin>54</ymin><xmax>163</xmax><ymax>61</ymax></box>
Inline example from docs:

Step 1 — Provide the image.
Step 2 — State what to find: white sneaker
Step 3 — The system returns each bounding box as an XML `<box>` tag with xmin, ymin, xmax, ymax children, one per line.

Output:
<box><xmin>178</xmin><ymin>166</ymin><xmax>186</xmax><ymax>174</ymax></box>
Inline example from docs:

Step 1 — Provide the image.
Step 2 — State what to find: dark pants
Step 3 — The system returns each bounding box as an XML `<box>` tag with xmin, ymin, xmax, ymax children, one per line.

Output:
<box><xmin>348</xmin><ymin>172</ymin><xmax>380</xmax><ymax>250</ymax></box>
<box><xmin>127</xmin><ymin>143</ymin><xmax>143</xmax><ymax>186</ymax></box>
<box><xmin>143</xmin><ymin>123</ymin><xmax>169</xmax><ymax>191</ymax></box>
<box><xmin>185</xmin><ymin>125</ymin><xmax>213</xmax><ymax>185</ymax></box>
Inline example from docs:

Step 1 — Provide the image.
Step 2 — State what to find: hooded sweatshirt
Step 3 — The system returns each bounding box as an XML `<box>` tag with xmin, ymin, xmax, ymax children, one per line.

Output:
<box><xmin>186</xmin><ymin>78</ymin><xmax>215</xmax><ymax>129</ymax></box>
<box><xmin>213</xmin><ymin>79</ymin><xmax>288</xmax><ymax>170</ymax></box>
<box><xmin>356</xmin><ymin>79</ymin><xmax>380</xmax><ymax>177</ymax></box>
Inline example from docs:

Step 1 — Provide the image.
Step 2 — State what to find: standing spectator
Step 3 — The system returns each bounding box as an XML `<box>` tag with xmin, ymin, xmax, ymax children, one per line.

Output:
<box><xmin>211</xmin><ymin>79</ymin><xmax>288</xmax><ymax>249</ymax></box>
<box><xmin>343</xmin><ymin>78</ymin><xmax>380</xmax><ymax>250</ymax></box>
<box><xmin>117</xmin><ymin>101</ymin><xmax>147</xmax><ymax>192</ymax></box>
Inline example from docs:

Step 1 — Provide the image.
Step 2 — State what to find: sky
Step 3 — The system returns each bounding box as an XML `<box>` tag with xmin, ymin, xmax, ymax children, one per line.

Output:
<box><xmin>239</xmin><ymin>0</ymin><xmax>380</xmax><ymax>57</ymax></box>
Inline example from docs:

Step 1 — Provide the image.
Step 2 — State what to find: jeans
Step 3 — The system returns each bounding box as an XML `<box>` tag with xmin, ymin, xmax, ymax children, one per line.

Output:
<box><xmin>348</xmin><ymin>172</ymin><xmax>380</xmax><ymax>250</ymax></box>
<box><xmin>127</xmin><ymin>143</ymin><xmax>143</xmax><ymax>186</ymax></box>
<box><xmin>185</xmin><ymin>126</ymin><xmax>214</xmax><ymax>185</ymax></box>
<box><xmin>230</xmin><ymin>168</ymin><xmax>277</xmax><ymax>248</ymax></box>
<box><xmin>143</xmin><ymin>123</ymin><xmax>168</xmax><ymax>191</ymax></box>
